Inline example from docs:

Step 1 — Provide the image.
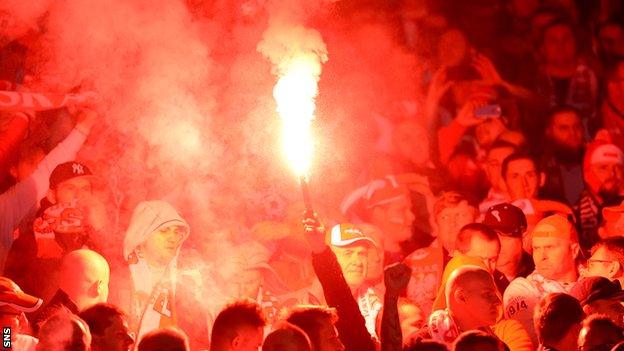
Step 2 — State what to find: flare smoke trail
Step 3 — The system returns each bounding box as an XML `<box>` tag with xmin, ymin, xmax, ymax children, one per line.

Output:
<box><xmin>0</xmin><ymin>0</ymin><xmax>425</xmax><ymax>318</ymax></box>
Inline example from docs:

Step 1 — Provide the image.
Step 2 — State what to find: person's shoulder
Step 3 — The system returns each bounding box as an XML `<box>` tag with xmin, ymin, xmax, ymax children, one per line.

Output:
<box><xmin>504</xmin><ymin>275</ymin><xmax>538</xmax><ymax>300</ymax></box>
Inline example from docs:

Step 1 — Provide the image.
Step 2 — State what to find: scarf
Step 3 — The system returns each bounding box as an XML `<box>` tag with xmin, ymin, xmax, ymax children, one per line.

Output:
<box><xmin>429</xmin><ymin>309</ymin><xmax>495</xmax><ymax>346</ymax></box>
<box><xmin>128</xmin><ymin>251</ymin><xmax>177</xmax><ymax>340</ymax></box>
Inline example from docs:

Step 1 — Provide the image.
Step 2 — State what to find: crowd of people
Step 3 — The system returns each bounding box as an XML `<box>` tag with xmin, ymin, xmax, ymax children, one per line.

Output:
<box><xmin>2</xmin><ymin>0</ymin><xmax>624</xmax><ymax>350</ymax></box>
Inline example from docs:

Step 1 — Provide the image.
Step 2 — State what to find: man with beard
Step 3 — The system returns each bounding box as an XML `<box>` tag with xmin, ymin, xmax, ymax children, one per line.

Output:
<box><xmin>575</xmin><ymin>138</ymin><xmax>624</xmax><ymax>251</ymax></box>
<box><xmin>540</xmin><ymin>107</ymin><xmax>585</xmax><ymax>206</ymax></box>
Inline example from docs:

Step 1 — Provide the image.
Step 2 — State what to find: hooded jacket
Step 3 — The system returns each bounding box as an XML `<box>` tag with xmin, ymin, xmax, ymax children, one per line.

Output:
<box><xmin>123</xmin><ymin>200</ymin><xmax>189</xmax><ymax>260</ymax></box>
<box><xmin>115</xmin><ymin>200</ymin><xmax>207</xmax><ymax>349</ymax></box>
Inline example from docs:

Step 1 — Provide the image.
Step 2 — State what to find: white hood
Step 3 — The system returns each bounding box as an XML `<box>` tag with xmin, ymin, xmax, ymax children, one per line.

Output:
<box><xmin>123</xmin><ymin>200</ymin><xmax>189</xmax><ymax>260</ymax></box>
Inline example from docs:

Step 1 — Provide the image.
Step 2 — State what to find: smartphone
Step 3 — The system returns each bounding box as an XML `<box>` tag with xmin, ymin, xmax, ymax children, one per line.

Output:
<box><xmin>474</xmin><ymin>104</ymin><xmax>502</xmax><ymax>119</ymax></box>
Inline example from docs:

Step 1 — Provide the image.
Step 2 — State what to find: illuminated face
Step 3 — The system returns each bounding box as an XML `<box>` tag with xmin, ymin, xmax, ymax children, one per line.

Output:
<box><xmin>436</xmin><ymin>201</ymin><xmax>477</xmax><ymax>252</ymax></box>
<box><xmin>393</xmin><ymin>121</ymin><xmax>430</xmax><ymax>165</ymax></box>
<box><xmin>585</xmin><ymin>246</ymin><xmax>620</xmax><ymax>280</ymax></box>
<box><xmin>459</xmin><ymin>275</ymin><xmax>502</xmax><ymax>327</ymax></box>
<box><xmin>233</xmin><ymin>326</ymin><xmax>263</xmax><ymax>351</ymax></box>
<box><xmin>230</xmin><ymin>269</ymin><xmax>263</xmax><ymax>300</ymax></box>
<box><xmin>599</xmin><ymin>24</ymin><xmax>624</xmax><ymax>58</ymax></box>
<box><xmin>97</xmin><ymin>315</ymin><xmax>134</xmax><ymax>351</ymax></box>
<box><xmin>332</xmin><ymin>244</ymin><xmax>369</xmax><ymax>289</ymax></box>
<box><xmin>590</xmin><ymin>162</ymin><xmax>624</xmax><ymax>196</ymax></box>
<box><xmin>437</xmin><ymin>29</ymin><xmax>468</xmax><ymax>67</ymax></box>
<box><xmin>140</xmin><ymin>225</ymin><xmax>186</xmax><ymax>267</ymax></box>
<box><xmin>532</xmin><ymin>236</ymin><xmax>578</xmax><ymax>280</ymax></box>
<box><xmin>485</xmin><ymin>146</ymin><xmax>515</xmax><ymax>192</ymax></box>
<box><xmin>317</xmin><ymin>318</ymin><xmax>345</xmax><ymax>351</ymax></box>
<box><xmin>496</xmin><ymin>235</ymin><xmax>523</xmax><ymax>276</ymax></box>
<box><xmin>373</xmin><ymin>197</ymin><xmax>415</xmax><ymax>245</ymax></box>
<box><xmin>475</xmin><ymin>118</ymin><xmax>506</xmax><ymax>149</ymax></box>
<box><xmin>542</xmin><ymin>24</ymin><xmax>577</xmax><ymax>64</ymax></box>
<box><xmin>504</xmin><ymin>158</ymin><xmax>540</xmax><ymax>200</ymax></box>
<box><xmin>53</xmin><ymin>177</ymin><xmax>93</xmax><ymax>204</ymax></box>
<box><xmin>463</xmin><ymin>235</ymin><xmax>500</xmax><ymax>272</ymax></box>
<box><xmin>548</xmin><ymin>111</ymin><xmax>584</xmax><ymax>151</ymax></box>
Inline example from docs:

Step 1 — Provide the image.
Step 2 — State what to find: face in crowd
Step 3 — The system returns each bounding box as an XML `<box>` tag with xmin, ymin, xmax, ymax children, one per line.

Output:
<box><xmin>475</xmin><ymin>118</ymin><xmax>506</xmax><ymax>150</ymax></box>
<box><xmin>496</xmin><ymin>234</ymin><xmax>524</xmax><ymax>276</ymax></box>
<box><xmin>436</xmin><ymin>201</ymin><xmax>477</xmax><ymax>253</ymax></box>
<box><xmin>48</xmin><ymin>176</ymin><xmax>93</xmax><ymax>205</ymax></box>
<box><xmin>461</xmin><ymin>233</ymin><xmax>500</xmax><ymax>273</ymax></box>
<box><xmin>607</xmin><ymin>61</ymin><xmax>624</xmax><ymax>104</ymax></box>
<box><xmin>583</xmin><ymin>243</ymin><xmax>622</xmax><ymax>281</ymax></box>
<box><xmin>371</xmin><ymin>195</ymin><xmax>416</xmax><ymax>246</ymax></box>
<box><xmin>504</xmin><ymin>158</ymin><xmax>542</xmax><ymax>200</ymax></box>
<box><xmin>484</xmin><ymin>145</ymin><xmax>515</xmax><ymax>193</ymax></box>
<box><xmin>333</xmin><ymin>243</ymin><xmax>369</xmax><ymax>289</ymax></box>
<box><xmin>547</xmin><ymin>110</ymin><xmax>584</xmax><ymax>155</ymax></box>
<box><xmin>590</xmin><ymin>159</ymin><xmax>624</xmax><ymax>201</ymax></box>
<box><xmin>532</xmin><ymin>236</ymin><xmax>579</xmax><ymax>281</ymax></box>
<box><xmin>541</xmin><ymin>22</ymin><xmax>577</xmax><ymax>65</ymax></box>
<box><xmin>229</xmin><ymin>269</ymin><xmax>263</xmax><ymax>300</ymax></box>
<box><xmin>450</xmin><ymin>269</ymin><xmax>502</xmax><ymax>328</ymax></box>
<box><xmin>95</xmin><ymin>314</ymin><xmax>134</xmax><ymax>351</ymax></box>
<box><xmin>140</xmin><ymin>225</ymin><xmax>186</xmax><ymax>267</ymax></box>
<box><xmin>392</xmin><ymin>120</ymin><xmax>430</xmax><ymax>166</ymax></box>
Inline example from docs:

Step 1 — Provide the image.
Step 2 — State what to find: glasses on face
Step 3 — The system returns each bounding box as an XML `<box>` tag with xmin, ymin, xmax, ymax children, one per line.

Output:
<box><xmin>587</xmin><ymin>258</ymin><xmax>616</xmax><ymax>267</ymax></box>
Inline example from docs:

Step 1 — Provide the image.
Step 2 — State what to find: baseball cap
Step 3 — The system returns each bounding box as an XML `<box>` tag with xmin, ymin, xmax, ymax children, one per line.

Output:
<box><xmin>0</xmin><ymin>277</ymin><xmax>43</xmax><ymax>313</ymax></box>
<box><xmin>531</xmin><ymin>214</ymin><xmax>579</xmax><ymax>243</ymax></box>
<box><xmin>365</xmin><ymin>179</ymin><xmax>410</xmax><ymax>209</ymax></box>
<box><xmin>49</xmin><ymin>161</ymin><xmax>93</xmax><ymax>189</ymax></box>
<box><xmin>482</xmin><ymin>203</ymin><xmax>527</xmax><ymax>238</ymax></box>
<box><xmin>589</xmin><ymin>144</ymin><xmax>624</xmax><ymax>166</ymax></box>
<box><xmin>329</xmin><ymin>224</ymin><xmax>378</xmax><ymax>248</ymax></box>
<box><xmin>570</xmin><ymin>276</ymin><xmax>624</xmax><ymax>306</ymax></box>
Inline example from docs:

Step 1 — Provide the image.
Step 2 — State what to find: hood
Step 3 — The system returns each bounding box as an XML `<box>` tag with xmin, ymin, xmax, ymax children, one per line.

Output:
<box><xmin>123</xmin><ymin>200</ymin><xmax>189</xmax><ymax>260</ymax></box>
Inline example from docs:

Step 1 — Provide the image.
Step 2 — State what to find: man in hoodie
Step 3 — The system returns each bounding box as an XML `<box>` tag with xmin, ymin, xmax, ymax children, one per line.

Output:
<box><xmin>119</xmin><ymin>200</ymin><xmax>208</xmax><ymax>350</ymax></box>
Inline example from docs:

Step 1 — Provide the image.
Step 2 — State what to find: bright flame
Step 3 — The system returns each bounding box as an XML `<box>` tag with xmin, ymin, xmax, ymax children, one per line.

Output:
<box><xmin>274</xmin><ymin>56</ymin><xmax>322</xmax><ymax>178</ymax></box>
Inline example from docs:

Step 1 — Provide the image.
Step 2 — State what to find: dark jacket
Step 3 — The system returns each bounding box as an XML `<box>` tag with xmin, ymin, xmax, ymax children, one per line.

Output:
<box><xmin>311</xmin><ymin>247</ymin><xmax>376</xmax><ymax>351</ymax></box>
<box><xmin>29</xmin><ymin>289</ymin><xmax>79</xmax><ymax>334</ymax></box>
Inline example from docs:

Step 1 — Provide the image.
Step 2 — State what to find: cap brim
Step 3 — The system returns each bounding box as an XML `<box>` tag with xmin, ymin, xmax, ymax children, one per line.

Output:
<box><xmin>0</xmin><ymin>291</ymin><xmax>43</xmax><ymax>313</ymax></box>
<box><xmin>332</xmin><ymin>236</ymin><xmax>378</xmax><ymax>248</ymax></box>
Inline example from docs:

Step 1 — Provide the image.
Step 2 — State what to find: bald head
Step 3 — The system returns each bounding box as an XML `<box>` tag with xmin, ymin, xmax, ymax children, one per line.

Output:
<box><xmin>446</xmin><ymin>266</ymin><xmax>501</xmax><ymax>330</ymax></box>
<box><xmin>59</xmin><ymin>250</ymin><xmax>110</xmax><ymax>310</ymax></box>
<box><xmin>446</xmin><ymin>266</ymin><xmax>493</xmax><ymax>300</ymax></box>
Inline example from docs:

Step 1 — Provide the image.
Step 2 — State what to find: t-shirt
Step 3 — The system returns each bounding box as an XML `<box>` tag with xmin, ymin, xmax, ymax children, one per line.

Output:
<box><xmin>404</xmin><ymin>243</ymin><xmax>445</xmax><ymax>316</ymax></box>
<box><xmin>503</xmin><ymin>271</ymin><xmax>575</xmax><ymax>346</ymax></box>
